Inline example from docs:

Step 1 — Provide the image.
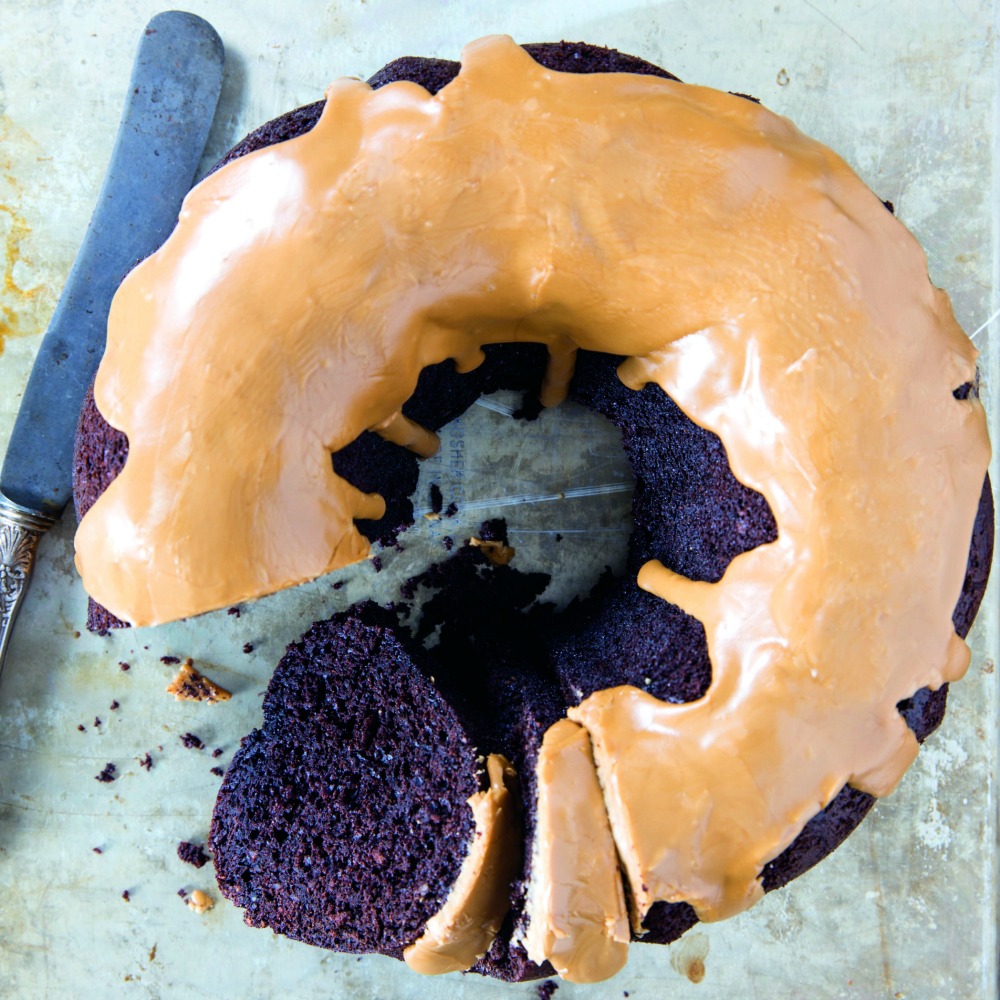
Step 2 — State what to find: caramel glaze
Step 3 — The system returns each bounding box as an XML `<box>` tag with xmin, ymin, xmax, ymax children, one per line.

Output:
<box><xmin>404</xmin><ymin>755</ymin><xmax>521</xmax><ymax>975</ymax></box>
<box><xmin>74</xmin><ymin>35</ymin><xmax>990</xmax><ymax>979</ymax></box>
<box><xmin>522</xmin><ymin>719</ymin><xmax>630</xmax><ymax>982</ymax></box>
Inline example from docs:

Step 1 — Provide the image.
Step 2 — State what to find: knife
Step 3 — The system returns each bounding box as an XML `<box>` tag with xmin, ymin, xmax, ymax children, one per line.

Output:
<box><xmin>0</xmin><ymin>11</ymin><xmax>225</xmax><ymax>681</ymax></box>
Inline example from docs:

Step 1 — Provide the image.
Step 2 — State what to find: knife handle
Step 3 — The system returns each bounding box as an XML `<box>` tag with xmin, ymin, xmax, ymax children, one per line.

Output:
<box><xmin>0</xmin><ymin>498</ymin><xmax>55</xmax><ymax>684</ymax></box>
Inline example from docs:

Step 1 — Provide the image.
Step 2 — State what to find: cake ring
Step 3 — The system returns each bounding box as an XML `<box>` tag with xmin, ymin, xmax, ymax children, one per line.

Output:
<box><xmin>72</xmin><ymin>37</ymin><xmax>993</xmax><ymax>984</ymax></box>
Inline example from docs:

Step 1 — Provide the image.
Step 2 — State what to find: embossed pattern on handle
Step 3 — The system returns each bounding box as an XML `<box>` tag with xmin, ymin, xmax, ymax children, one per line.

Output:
<box><xmin>0</xmin><ymin>498</ymin><xmax>54</xmax><ymax>684</ymax></box>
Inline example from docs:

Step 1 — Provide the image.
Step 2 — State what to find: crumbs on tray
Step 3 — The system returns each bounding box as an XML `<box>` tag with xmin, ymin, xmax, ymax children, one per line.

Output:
<box><xmin>166</xmin><ymin>659</ymin><xmax>231</xmax><ymax>703</ymax></box>
<box><xmin>186</xmin><ymin>889</ymin><xmax>213</xmax><ymax>914</ymax></box>
<box><xmin>177</xmin><ymin>841</ymin><xmax>210</xmax><ymax>869</ymax></box>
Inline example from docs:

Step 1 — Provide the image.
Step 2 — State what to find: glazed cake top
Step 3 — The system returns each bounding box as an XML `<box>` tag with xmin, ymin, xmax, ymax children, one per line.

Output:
<box><xmin>74</xmin><ymin>36</ymin><xmax>989</xmax><ymax>977</ymax></box>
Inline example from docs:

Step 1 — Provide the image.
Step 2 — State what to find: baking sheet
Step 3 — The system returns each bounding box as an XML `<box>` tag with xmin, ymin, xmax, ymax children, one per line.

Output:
<box><xmin>0</xmin><ymin>1</ymin><xmax>997</xmax><ymax>997</ymax></box>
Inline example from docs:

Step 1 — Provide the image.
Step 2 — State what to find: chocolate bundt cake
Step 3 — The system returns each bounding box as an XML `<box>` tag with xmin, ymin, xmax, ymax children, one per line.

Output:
<box><xmin>72</xmin><ymin>38</ymin><xmax>993</xmax><ymax>984</ymax></box>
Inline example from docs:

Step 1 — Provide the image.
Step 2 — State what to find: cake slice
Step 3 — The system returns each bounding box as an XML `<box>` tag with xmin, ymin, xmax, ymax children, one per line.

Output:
<box><xmin>210</xmin><ymin>604</ymin><xmax>490</xmax><ymax>958</ymax></box>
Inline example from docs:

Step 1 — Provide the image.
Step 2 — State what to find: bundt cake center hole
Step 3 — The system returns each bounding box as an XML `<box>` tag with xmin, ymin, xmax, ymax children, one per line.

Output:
<box><xmin>410</xmin><ymin>390</ymin><xmax>635</xmax><ymax>612</ymax></box>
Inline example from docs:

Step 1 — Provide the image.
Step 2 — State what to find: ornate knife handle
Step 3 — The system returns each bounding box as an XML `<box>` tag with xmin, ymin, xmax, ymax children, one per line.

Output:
<box><xmin>0</xmin><ymin>497</ymin><xmax>56</xmax><ymax>684</ymax></box>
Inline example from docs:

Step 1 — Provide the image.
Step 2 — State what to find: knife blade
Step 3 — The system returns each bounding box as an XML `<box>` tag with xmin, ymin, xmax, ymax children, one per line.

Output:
<box><xmin>0</xmin><ymin>11</ymin><xmax>225</xmax><ymax>679</ymax></box>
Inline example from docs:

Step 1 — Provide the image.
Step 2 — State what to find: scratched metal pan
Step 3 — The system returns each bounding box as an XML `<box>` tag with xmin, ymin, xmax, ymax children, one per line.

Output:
<box><xmin>0</xmin><ymin>2</ymin><xmax>996</xmax><ymax>997</ymax></box>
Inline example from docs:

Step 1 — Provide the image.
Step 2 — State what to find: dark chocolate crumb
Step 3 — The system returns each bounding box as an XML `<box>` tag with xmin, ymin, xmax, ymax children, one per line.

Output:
<box><xmin>138</xmin><ymin>752</ymin><xmax>153</xmax><ymax>771</ymax></box>
<box><xmin>109</xmin><ymin>700</ymin><xmax>120</xmax><ymax>711</ymax></box>
<box><xmin>210</xmin><ymin>766</ymin><xmax>224</xmax><ymax>777</ymax></box>
<box><xmin>77</xmin><ymin>724</ymin><xmax>86</xmax><ymax>732</ymax></box>
<box><xmin>211</xmin><ymin>747</ymin><xmax>223</xmax><ymax>758</ymax></box>
<box><xmin>92</xmin><ymin>847</ymin><xmax>103</xmax><ymax>854</ymax></box>
<box><xmin>331</xmin><ymin>580</ymin><xmax>345</xmax><ymax>590</ymax></box>
<box><xmin>537</xmin><ymin>982</ymin><xmax>559</xmax><ymax>1000</ymax></box>
<box><xmin>242</xmin><ymin>642</ymin><xmax>254</xmax><ymax>654</ymax></box>
<box><xmin>371</xmin><ymin>556</ymin><xmax>382</xmax><ymax>572</ymax></box>
<box><xmin>443</xmin><ymin>536</ymin><xmax>454</xmax><ymax>551</ymax></box>
<box><xmin>180</xmin><ymin>732</ymin><xmax>205</xmax><ymax>751</ymax></box>
<box><xmin>430</xmin><ymin>482</ymin><xmax>443</xmax><ymax>514</ymax></box>
<box><xmin>476</xmin><ymin>518</ymin><xmax>507</xmax><ymax>543</ymax></box>
<box><xmin>121</xmin><ymin>890</ymin><xmax>130</xmax><ymax>902</ymax></box>
<box><xmin>444</xmin><ymin>501</ymin><xmax>458</xmax><ymax>517</ymax></box>
<box><xmin>93</xmin><ymin>717</ymin><xmax>102</xmax><ymax>728</ymax></box>
<box><xmin>555</xmin><ymin>533</ymin><xmax>563</xmax><ymax>542</ymax></box>
<box><xmin>177</xmin><ymin>841</ymin><xmax>210</xmax><ymax>869</ymax></box>
<box><xmin>160</xmin><ymin>655</ymin><xmax>181</xmax><ymax>665</ymax></box>
<box><xmin>177</xmin><ymin>888</ymin><xmax>188</xmax><ymax>898</ymax></box>
<box><xmin>95</xmin><ymin>763</ymin><xmax>117</xmax><ymax>783</ymax></box>
<box><xmin>118</xmin><ymin>662</ymin><xmax>130</xmax><ymax>671</ymax></box>
<box><xmin>883</xmin><ymin>198</ymin><xmax>895</xmax><ymax>214</ymax></box>
<box><xmin>227</xmin><ymin>606</ymin><xmax>241</xmax><ymax>617</ymax></box>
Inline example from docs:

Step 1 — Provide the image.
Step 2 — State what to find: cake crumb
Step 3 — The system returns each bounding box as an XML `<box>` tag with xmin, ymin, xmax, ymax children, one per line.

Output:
<box><xmin>160</xmin><ymin>655</ymin><xmax>181</xmax><ymax>665</ymax></box>
<box><xmin>537</xmin><ymin>981</ymin><xmax>559</xmax><ymax>1000</ymax></box>
<box><xmin>331</xmin><ymin>580</ymin><xmax>345</xmax><ymax>590</ymax></box>
<box><xmin>371</xmin><ymin>555</ymin><xmax>382</xmax><ymax>572</ymax></box>
<box><xmin>166</xmin><ymin>659</ymin><xmax>231</xmax><ymax>703</ymax></box>
<box><xmin>109</xmin><ymin>700</ymin><xmax>120</xmax><ymax>711</ymax></box>
<box><xmin>137</xmin><ymin>752</ymin><xmax>153</xmax><ymax>771</ymax></box>
<box><xmin>442</xmin><ymin>536</ymin><xmax>454</xmax><ymax>550</ymax></box>
<box><xmin>93</xmin><ymin>717</ymin><xmax>102</xmax><ymax>728</ymax></box>
<box><xmin>242</xmin><ymin>642</ymin><xmax>254</xmax><ymax>654</ymax></box>
<box><xmin>468</xmin><ymin>536</ymin><xmax>516</xmax><ymax>567</ymax></box>
<box><xmin>177</xmin><ymin>888</ymin><xmax>188</xmax><ymax>898</ymax></box>
<box><xmin>177</xmin><ymin>841</ymin><xmax>210</xmax><ymax>869</ymax></box>
<box><xmin>210</xmin><ymin>766</ymin><xmax>224</xmax><ymax>777</ymax></box>
<box><xmin>186</xmin><ymin>889</ymin><xmax>213</xmax><ymax>914</ymax></box>
<box><xmin>430</xmin><ymin>482</ymin><xmax>444</xmax><ymax>514</ymax></box>
<box><xmin>121</xmin><ymin>890</ymin><xmax>130</xmax><ymax>902</ymax></box>
<box><xmin>211</xmin><ymin>747</ymin><xmax>223</xmax><ymax>758</ymax></box>
<box><xmin>95</xmin><ymin>762</ymin><xmax>117</xmax><ymax>783</ymax></box>
<box><xmin>227</xmin><ymin>606</ymin><xmax>241</xmax><ymax>617</ymax></box>
<box><xmin>77</xmin><ymin>724</ymin><xmax>86</xmax><ymax>732</ymax></box>
<box><xmin>444</xmin><ymin>501</ymin><xmax>458</xmax><ymax>517</ymax></box>
<box><xmin>93</xmin><ymin>847</ymin><xmax>103</xmax><ymax>854</ymax></box>
<box><xmin>180</xmin><ymin>732</ymin><xmax>205</xmax><ymax>750</ymax></box>
<box><xmin>119</xmin><ymin>661</ymin><xmax>130</xmax><ymax>671</ymax></box>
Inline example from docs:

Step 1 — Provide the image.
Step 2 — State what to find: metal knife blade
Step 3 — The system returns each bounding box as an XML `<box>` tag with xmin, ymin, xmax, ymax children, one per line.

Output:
<box><xmin>0</xmin><ymin>11</ymin><xmax>225</xmax><ymax>678</ymax></box>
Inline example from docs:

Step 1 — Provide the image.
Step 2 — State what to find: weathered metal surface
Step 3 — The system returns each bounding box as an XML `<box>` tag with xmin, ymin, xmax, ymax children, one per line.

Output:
<box><xmin>0</xmin><ymin>2</ymin><xmax>995</xmax><ymax>997</ymax></box>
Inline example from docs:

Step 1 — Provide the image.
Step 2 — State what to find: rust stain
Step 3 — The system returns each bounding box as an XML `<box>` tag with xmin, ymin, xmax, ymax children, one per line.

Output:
<box><xmin>0</xmin><ymin>115</ymin><xmax>54</xmax><ymax>355</ymax></box>
<box><xmin>867</xmin><ymin>822</ymin><xmax>896</xmax><ymax>995</ymax></box>
<box><xmin>670</xmin><ymin>931</ymin><xmax>710</xmax><ymax>984</ymax></box>
<box><xmin>686</xmin><ymin>957</ymin><xmax>706</xmax><ymax>983</ymax></box>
